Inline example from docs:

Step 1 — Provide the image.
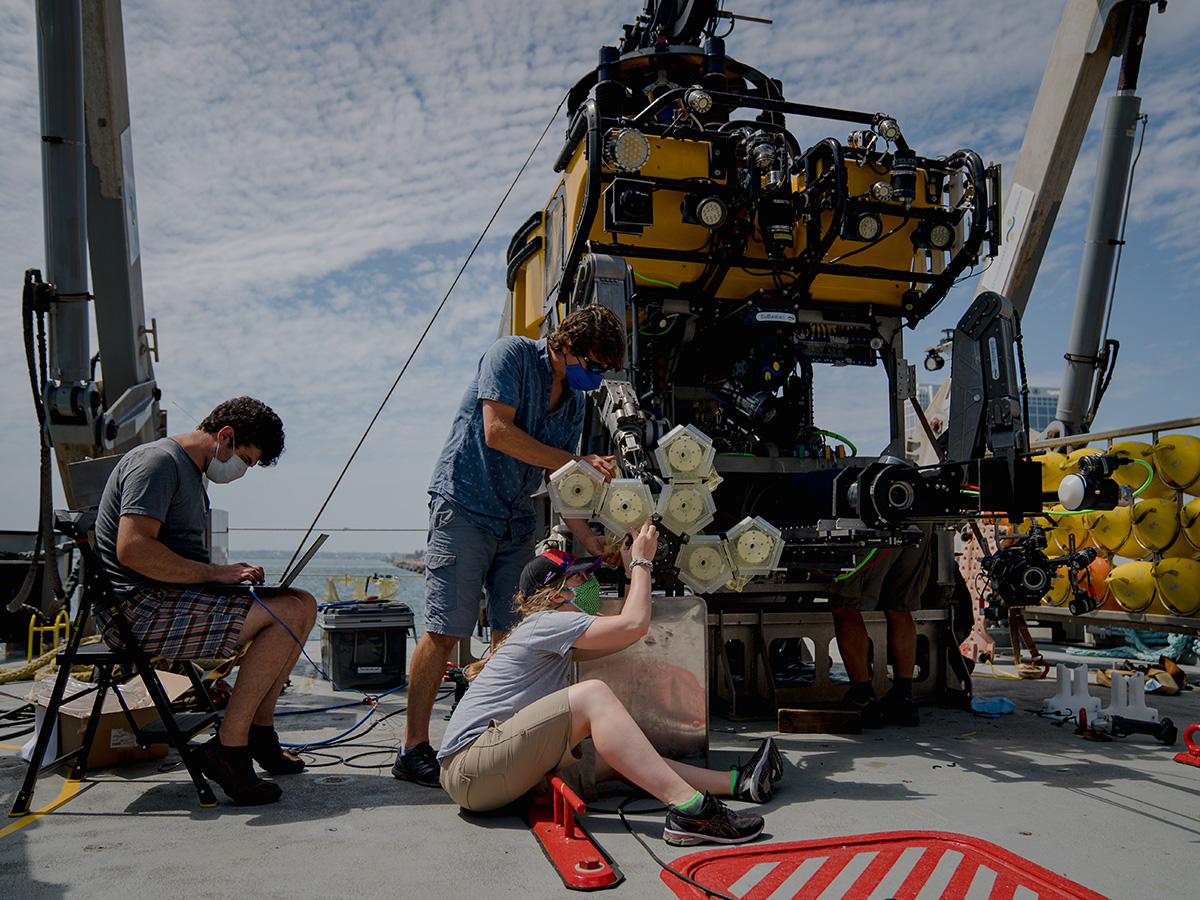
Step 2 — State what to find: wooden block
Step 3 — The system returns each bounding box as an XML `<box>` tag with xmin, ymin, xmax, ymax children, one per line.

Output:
<box><xmin>778</xmin><ymin>708</ymin><xmax>862</xmax><ymax>735</ymax></box>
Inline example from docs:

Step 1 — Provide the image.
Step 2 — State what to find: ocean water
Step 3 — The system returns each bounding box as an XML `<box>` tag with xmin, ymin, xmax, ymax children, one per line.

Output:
<box><xmin>239</xmin><ymin>553</ymin><xmax>426</xmax><ymax>626</ymax></box>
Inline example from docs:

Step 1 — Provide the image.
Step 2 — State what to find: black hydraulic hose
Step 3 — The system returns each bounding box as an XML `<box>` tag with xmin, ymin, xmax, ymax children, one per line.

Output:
<box><xmin>791</xmin><ymin>138</ymin><xmax>846</xmax><ymax>293</ymax></box>
<box><xmin>556</xmin><ymin>99</ymin><xmax>602</xmax><ymax>311</ymax></box>
<box><xmin>629</xmin><ymin>86</ymin><xmax>877</xmax><ymax>131</ymax></box>
<box><xmin>553</xmin><ymin>107</ymin><xmax>588</xmax><ymax>173</ymax></box>
<box><xmin>10</xmin><ymin>271</ymin><xmax>59</xmax><ymax>617</ymax></box>
<box><xmin>910</xmin><ymin>149</ymin><xmax>989</xmax><ymax>319</ymax></box>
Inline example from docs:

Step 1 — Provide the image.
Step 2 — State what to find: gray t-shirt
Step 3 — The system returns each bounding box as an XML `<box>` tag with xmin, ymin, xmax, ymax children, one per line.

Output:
<box><xmin>94</xmin><ymin>437</ymin><xmax>210</xmax><ymax>594</ymax></box>
<box><xmin>438</xmin><ymin>609</ymin><xmax>594</xmax><ymax>759</ymax></box>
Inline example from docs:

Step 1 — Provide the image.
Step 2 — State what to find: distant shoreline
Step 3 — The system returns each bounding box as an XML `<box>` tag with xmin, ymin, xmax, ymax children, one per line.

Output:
<box><xmin>232</xmin><ymin>550</ymin><xmax>421</xmax><ymax>560</ymax></box>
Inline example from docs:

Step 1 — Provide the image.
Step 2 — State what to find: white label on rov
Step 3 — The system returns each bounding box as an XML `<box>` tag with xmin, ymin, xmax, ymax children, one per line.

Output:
<box><xmin>754</xmin><ymin>312</ymin><xmax>796</xmax><ymax>324</ymax></box>
<box><xmin>988</xmin><ymin>337</ymin><xmax>1000</xmax><ymax>381</ymax></box>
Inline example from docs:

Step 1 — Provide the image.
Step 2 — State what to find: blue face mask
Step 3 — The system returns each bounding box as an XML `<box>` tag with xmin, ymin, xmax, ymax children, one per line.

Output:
<box><xmin>564</xmin><ymin>363</ymin><xmax>605</xmax><ymax>392</ymax></box>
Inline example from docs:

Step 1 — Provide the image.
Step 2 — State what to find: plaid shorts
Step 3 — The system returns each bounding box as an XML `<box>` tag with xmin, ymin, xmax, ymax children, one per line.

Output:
<box><xmin>95</xmin><ymin>585</ymin><xmax>255</xmax><ymax>660</ymax></box>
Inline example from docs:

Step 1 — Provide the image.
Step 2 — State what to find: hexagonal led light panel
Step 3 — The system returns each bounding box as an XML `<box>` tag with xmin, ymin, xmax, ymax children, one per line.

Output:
<box><xmin>653</xmin><ymin>424</ymin><xmax>716</xmax><ymax>482</ymax></box>
<box><xmin>656</xmin><ymin>481</ymin><xmax>716</xmax><ymax>536</ymax></box>
<box><xmin>596</xmin><ymin>478</ymin><xmax>654</xmax><ymax>534</ymax></box>
<box><xmin>547</xmin><ymin>459</ymin><xmax>607</xmax><ymax>519</ymax></box>
<box><xmin>675</xmin><ymin>536</ymin><xmax>733</xmax><ymax>594</ymax></box>
<box><xmin>725</xmin><ymin>516</ymin><xmax>784</xmax><ymax>577</ymax></box>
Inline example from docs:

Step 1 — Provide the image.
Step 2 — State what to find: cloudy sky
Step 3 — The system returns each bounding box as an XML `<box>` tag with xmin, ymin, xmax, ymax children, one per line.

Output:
<box><xmin>2</xmin><ymin>0</ymin><xmax>1198</xmax><ymax>554</ymax></box>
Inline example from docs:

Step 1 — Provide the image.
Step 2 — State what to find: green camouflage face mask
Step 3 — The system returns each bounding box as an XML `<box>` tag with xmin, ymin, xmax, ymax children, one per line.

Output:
<box><xmin>564</xmin><ymin>577</ymin><xmax>601</xmax><ymax>616</ymax></box>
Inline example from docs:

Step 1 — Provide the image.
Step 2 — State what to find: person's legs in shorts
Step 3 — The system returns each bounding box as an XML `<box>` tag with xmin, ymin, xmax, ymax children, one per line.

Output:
<box><xmin>226</xmin><ymin>587</ymin><xmax>317</xmax><ymax>746</ymax></box>
<box><xmin>121</xmin><ymin>583</ymin><xmax>317</xmax><ymax>804</ymax></box>
<box><xmin>829</xmin><ymin>552</ymin><xmax>892</xmax><ymax>724</ymax></box>
<box><xmin>400</xmin><ymin>497</ymin><xmax>499</xmax><ymax>782</ymax></box>
<box><xmin>877</xmin><ymin>538</ymin><xmax>931</xmax><ymax>725</ymax></box>
<box><xmin>440</xmin><ymin>689</ymin><xmax>579</xmax><ymax>811</ymax></box>
<box><xmin>482</xmin><ymin>526</ymin><xmax>536</xmax><ymax>649</ymax></box>
<box><xmin>567</xmin><ymin>680</ymin><xmax>767</xmax><ymax>845</ymax></box>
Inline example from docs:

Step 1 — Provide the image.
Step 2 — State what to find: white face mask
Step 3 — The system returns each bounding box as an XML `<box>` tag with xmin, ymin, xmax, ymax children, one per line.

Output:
<box><xmin>206</xmin><ymin>433</ymin><xmax>249</xmax><ymax>484</ymax></box>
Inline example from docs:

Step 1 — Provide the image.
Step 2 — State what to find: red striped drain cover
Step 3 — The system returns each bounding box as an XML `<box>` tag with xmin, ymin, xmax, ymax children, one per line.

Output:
<box><xmin>662</xmin><ymin>831</ymin><xmax>1110</xmax><ymax>900</ymax></box>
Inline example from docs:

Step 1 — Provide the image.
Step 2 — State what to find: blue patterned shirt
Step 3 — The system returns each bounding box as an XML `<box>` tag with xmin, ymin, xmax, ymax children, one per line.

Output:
<box><xmin>428</xmin><ymin>336</ymin><xmax>585</xmax><ymax>537</ymax></box>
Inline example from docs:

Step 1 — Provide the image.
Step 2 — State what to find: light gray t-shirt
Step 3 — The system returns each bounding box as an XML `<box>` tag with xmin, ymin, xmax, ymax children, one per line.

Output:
<box><xmin>94</xmin><ymin>437</ymin><xmax>210</xmax><ymax>595</ymax></box>
<box><xmin>438</xmin><ymin>609</ymin><xmax>594</xmax><ymax>759</ymax></box>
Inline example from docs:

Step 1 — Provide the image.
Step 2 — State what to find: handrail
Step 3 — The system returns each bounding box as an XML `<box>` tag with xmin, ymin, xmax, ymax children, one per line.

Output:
<box><xmin>1028</xmin><ymin>415</ymin><xmax>1200</xmax><ymax>450</ymax></box>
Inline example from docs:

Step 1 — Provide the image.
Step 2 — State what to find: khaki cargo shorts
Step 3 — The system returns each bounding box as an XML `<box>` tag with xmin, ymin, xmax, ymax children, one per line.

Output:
<box><xmin>439</xmin><ymin>688</ymin><xmax>597</xmax><ymax>812</ymax></box>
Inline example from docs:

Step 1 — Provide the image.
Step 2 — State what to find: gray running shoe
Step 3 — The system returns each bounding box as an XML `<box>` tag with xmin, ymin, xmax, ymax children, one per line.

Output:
<box><xmin>664</xmin><ymin>793</ymin><xmax>765</xmax><ymax>846</ymax></box>
<box><xmin>733</xmin><ymin>737</ymin><xmax>778</xmax><ymax>803</ymax></box>
<box><xmin>766</xmin><ymin>736</ymin><xmax>784</xmax><ymax>784</ymax></box>
<box><xmin>391</xmin><ymin>741</ymin><xmax>441</xmax><ymax>787</ymax></box>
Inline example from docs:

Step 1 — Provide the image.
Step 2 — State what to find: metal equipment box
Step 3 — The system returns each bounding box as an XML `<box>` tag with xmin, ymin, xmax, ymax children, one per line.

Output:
<box><xmin>317</xmin><ymin>600</ymin><xmax>414</xmax><ymax>692</ymax></box>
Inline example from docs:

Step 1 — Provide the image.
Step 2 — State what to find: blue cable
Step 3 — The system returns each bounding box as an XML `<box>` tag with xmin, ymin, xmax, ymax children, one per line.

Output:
<box><xmin>249</xmin><ymin>586</ymin><xmax>337</xmax><ymax>684</ymax></box>
<box><xmin>281</xmin><ymin>706</ymin><xmax>377</xmax><ymax>748</ymax></box>
<box><xmin>248</xmin><ymin>588</ymin><xmax>415</xmax><ymax>748</ymax></box>
<box><xmin>250</xmin><ymin>589</ymin><xmax>408</xmax><ymax>696</ymax></box>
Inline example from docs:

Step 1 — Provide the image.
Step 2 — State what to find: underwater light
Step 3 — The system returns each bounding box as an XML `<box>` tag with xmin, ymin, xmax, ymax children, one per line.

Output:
<box><xmin>843</xmin><ymin>212</ymin><xmax>882</xmax><ymax>242</ymax></box>
<box><xmin>869</xmin><ymin>181</ymin><xmax>894</xmax><ymax>202</ymax></box>
<box><xmin>684</xmin><ymin>88</ymin><xmax>714</xmax><ymax>114</ymax></box>
<box><xmin>683</xmin><ymin>193</ymin><xmax>727</xmax><ymax>228</ymax></box>
<box><xmin>926</xmin><ymin>222</ymin><xmax>954</xmax><ymax>250</ymax></box>
<box><xmin>923</xmin><ymin>349</ymin><xmax>945</xmax><ymax>371</ymax></box>
<box><xmin>873</xmin><ymin>116</ymin><xmax>901</xmax><ymax>142</ymax></box>
<box><xmin>605</xmin><ymin>128</ymin><xmax>651</xmax><ymax>172</ymax></box>
<box><xmin>1059</xmin><ymin>454</ymin><xmax>1136</xmax><ymax>511</ymax></box>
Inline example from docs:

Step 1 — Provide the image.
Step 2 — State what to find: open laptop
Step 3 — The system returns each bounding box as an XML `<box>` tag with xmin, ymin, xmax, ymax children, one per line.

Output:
<box><xmin>206</xmin><ymin>533</ymin><xmax>329</xmax><ymax>594</ymax></box>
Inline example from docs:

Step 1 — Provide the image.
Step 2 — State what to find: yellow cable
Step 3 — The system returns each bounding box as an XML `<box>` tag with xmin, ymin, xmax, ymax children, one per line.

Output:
<box><xmin>971</xmin><ymin>660</ymin><xmax>1023</xmax><ymax>681</ymax></box>
<box><xmin>0</xmin><ymin>775</ymin><xmax>82</xmax><ymax>837</ymax></box>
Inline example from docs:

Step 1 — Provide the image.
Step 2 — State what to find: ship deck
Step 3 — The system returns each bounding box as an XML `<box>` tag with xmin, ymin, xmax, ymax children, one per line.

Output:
<box><xmin>2</xmin><ymin>634</ymin><xmax>1197</xmax><ymax>899</ymax></box>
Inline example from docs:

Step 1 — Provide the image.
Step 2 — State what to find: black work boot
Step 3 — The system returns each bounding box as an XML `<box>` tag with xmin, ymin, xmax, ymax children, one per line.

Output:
<box><xmin>248</xmin><ymin>723</ymin><xmax>306</xmax><ymax>775</ymax></box>
<box><xmin>198</xmin><ymin>735</ymin><xmax>282</xmax><ymax>805</ymax></box>
<box><xmin>880</xmin><ymin>688</ymin><xmax>920</xmax><ymax>726</ymax></box>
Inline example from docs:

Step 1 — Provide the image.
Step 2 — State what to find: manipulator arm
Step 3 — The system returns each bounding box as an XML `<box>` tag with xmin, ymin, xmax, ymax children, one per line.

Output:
<box><xmin>945</xmin><ymin>290</ymin><xmax>1030</xmax><ymax>465</ymax></box>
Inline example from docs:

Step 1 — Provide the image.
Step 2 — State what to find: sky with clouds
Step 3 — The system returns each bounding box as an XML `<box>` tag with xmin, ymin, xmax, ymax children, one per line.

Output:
<box><xmin>2</xmin><ymin>0</ymin><xmax>1198</xmax><ymax>554</ymax></box>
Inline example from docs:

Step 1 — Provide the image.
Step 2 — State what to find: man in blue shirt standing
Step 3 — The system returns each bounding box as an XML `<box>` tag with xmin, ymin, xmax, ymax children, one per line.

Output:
<box><xmin>393</xmin><ymin>304</ymin><xmax>628</xmax><ymax>786</ymax></box>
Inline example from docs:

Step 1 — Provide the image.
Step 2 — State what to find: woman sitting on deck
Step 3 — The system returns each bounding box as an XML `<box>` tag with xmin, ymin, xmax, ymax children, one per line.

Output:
<box><xmin>436</xmin><ymin>519</ymin><xmax>781</xmax><ymax>846</ymax></box>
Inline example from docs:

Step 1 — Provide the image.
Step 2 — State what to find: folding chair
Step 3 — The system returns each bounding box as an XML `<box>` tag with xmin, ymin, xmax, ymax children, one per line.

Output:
<box><xmin>9</xmin><ymin>510</ymin><xmax>220</xmax><ymax>817</ymax></box>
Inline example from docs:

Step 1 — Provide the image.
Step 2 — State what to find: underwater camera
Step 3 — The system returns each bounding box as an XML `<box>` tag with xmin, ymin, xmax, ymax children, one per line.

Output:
<box><xmin>981</xmin><ymin>526</ymin><xmax>1097</xmax><ymax>613</ymax></box>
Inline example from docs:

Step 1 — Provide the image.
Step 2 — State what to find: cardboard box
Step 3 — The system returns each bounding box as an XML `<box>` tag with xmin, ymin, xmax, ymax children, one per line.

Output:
<box><xmin>33</xmin><ymin>670</ymin><xmax>192</xmax><ymax>769</ymax></box>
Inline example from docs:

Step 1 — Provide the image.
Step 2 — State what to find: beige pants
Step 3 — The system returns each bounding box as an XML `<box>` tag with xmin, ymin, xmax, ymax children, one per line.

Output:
<box><xmin>439</xmin><ymin>688</ymin><xmax>596</xmax><ymax>811</ymax></box>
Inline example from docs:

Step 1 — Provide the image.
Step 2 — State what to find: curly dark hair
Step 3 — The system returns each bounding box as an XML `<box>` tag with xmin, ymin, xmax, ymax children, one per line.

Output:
<box><xmin>198</xmin><ymin>397</ymin><xmax>285</xmax><ymax>466</ymax></box>
<box><xmin>547</xmin><ymin>304</ymin><xmax>626</xmax><ymax>370</ymax></box>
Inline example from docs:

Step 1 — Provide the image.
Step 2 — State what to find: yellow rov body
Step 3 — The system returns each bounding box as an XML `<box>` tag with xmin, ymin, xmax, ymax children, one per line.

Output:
<box><xmin>500</xmin><ymin>3</ymin><xmax>1001</xmax><ymax>606</ymax></box>
<box><xmin>509</xmin><ymin>131</ymin><xmax>963</xmax><ymax>339</ymax></box>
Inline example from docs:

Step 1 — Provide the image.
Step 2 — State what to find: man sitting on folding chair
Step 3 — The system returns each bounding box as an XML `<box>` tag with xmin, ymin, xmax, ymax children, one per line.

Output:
<box><xmin>92</xmin><ymin>396</ymin><xmax>317</xmax><ymax>806</ymax></box>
